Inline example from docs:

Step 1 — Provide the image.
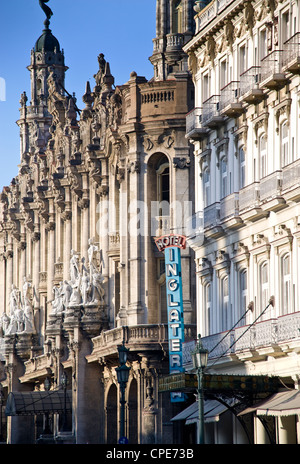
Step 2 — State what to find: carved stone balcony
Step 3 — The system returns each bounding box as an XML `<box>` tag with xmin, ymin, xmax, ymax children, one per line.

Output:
<box><xmin>86</xmin><ymin>324</ymin><xmax>197</xmax><ymax>363</ymax></box>
<box><xmin>259</xmin><ymin>170</ymin><xmax>286</xmax><ymax>212</ymax></box>
<box><xmin>202</xmin><ymin>95</ymin><xmax>224</xmax><ymax>128</ymax></box>
<box><xmin>219</xmin><ymin>81</ymin><xmax>244</xmax><ymax>118</ymax></box>
<box><xmin>186</xmin><ymin>210</ymin><xmax>204</xmax><ymax>250</ymax></box>
<box><xmin>202</xmin><ymin>312</ymin><xmax>300</xmax><ymax>363</ymax></box>
<box><xmin>239</xmin><ymin>66</ymin><xmax>264</xmax><ymax>104</ymax></box>
<box><xmin>186</xmin><ymin>107</ymin><xmax>209</xmax><ymax>140</ymax></box>
<box><xmin>220</xmin><ymin>193</ymin><xmax>243</xmax><ymax>229</ymax></box>
<box><xmin>166</xmin><ymin>33</ymin><xmax>184</xmax><ymax>50</ymax></box>
<box><xmin>260</xmin><ymin>50</ymin><xmax>289</xmax><ymax>90</ymax></box>
<box><xmin>282</xmin><ymin>33</ymin><xmax>300</xmax><ymax>74</ymax></box>
<box><xmin>203</xmin><ymin>202</ymin><xmax>223</xmax><ymax>238</ymax></box>
<box><xmin>239</xmin><ymin>182</ymin><xmax>267</xmax><ymax>222</ymax></box>
<box><xmin>282</xmin><ymin>158</ymin><xmax>300</xmax><ymax>202</ymax></box>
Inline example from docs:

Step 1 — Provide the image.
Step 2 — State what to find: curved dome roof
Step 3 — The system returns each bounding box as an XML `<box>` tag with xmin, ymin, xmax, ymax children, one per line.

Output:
<box><xmin>35</xmin><ymin>27</ymin><xmax>60</xmax><ymax>53</ymax></box>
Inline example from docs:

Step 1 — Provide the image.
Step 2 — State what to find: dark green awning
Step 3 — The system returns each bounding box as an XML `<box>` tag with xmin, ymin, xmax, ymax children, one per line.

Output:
<box><xmin>5</xmin><ymin>390</ymin><xmax>72</xmax><ymax>416</ymax></box>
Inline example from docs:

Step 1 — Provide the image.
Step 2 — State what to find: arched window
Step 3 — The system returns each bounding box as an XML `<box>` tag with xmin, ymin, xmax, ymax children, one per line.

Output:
<box><xmin>259</xmin><ymin>134</ymin><xmax>267</xmax><ymax>178</ymax></box>
<box><xmin>203</xmin><ymin>167</ymin><xmax>210</xmax><ymax>207</ymax></box>
<box><xmin>155</xmin><ymin>156</ymin><xmax>170</xmax><ymax>231</ymax></box>
<box><xmin>221</xmin><ymin>276</ymin><xmax>229</xmax><ymax>331</ymax></box>
<box><xmin>239</xmin><ymin>147</ymin><xmax>246</xmax><ymax>189</ymax></box>
<box><xmin>281</xmin><ymin>253</ymin><xmax>291</xmax><ymax>315</ymax></box>
<box><xmin>157</xmin><ymin>159</ymin><xmax>170</xmax><ymax>208</ymax></box>
<box><xmin>281</xmin><ymin>121</ymin><xmax>289</xmax><ymax>167</ymax></box>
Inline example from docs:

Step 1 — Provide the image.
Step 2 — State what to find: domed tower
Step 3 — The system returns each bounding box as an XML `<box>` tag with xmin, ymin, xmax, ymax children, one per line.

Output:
<box><xmin>150</xmin><ymin>0</ymin><xmax>200</xmax><ymax>81</ymax></box>
<box><xmin>28</xmin><ymin>17</ymin><xmax>67</xmax><ymax>108</ymax></box>
<box><xmin>17</xmin><ymin>4</ymin><xmax>68</xmax><ymax>158</ymax></box>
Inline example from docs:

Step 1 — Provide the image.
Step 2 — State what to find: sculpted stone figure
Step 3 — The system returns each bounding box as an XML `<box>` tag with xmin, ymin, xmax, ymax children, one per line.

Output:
<box><xmin>90</xmin><ymin>270</ymin><xmax>105</xmax><ymax>303</ymax></box>
<box><xmin>81</xmin><ymin>271</ymin><xmax>91</xmax><ymax>305</ymax></box>
<box><xmin>22</xmin><ymin>277</ymin><xmax>32</xmax><ymax>308</ymax></box>
<box><xmin>61</xmin><ymin>280</ymin><xmax>72</xmax><ymax>309</ymax></box>
<box><xmin>9</xmin><ymin>284</ymin><xmax>19</xmax><ymax>316</ymax></box>
<box><xmin>1</xmin><ymin>313</ymin><xmax>10</xmax><ymax>336</ymax></box>
<box><xmin>70</xmin><ymin>249</ymin><xmax>80</xmax><ymax>284</ymax></box>
<box><xmin>51</xmin><ymin>285</ymin><xmax>64</xmax><ymax>314</ymax></box>
<box><xmin>87</xmin><ymin>239</ymin><xmax>99</xmax><ymax>277</ymax></box>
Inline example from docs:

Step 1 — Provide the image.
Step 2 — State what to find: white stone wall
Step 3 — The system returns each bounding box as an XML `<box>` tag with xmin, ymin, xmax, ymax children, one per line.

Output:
<box><xmin>186</xmin><ymin>0</ymin><xmax>300</xmax><ymax>387</ymax></box>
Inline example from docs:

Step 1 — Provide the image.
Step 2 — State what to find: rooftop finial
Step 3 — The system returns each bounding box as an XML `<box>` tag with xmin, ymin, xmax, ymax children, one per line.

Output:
<box><xmin>39</xmin><ymin>0</ymin><xmax>53</xmax><ymax>27</ymax></box>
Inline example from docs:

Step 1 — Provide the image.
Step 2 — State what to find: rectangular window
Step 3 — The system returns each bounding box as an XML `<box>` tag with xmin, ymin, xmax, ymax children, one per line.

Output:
<box><xmin>260</xmin><ymin>135</ymin><xmax>267</xmax><ymax>178</ymax></box>
<box><xmin>239</xmin><ymin>147</ymin><xmax>246</xmax><ymax>189</ymax></box>
<box><xmin>260</xmin><ymin>29</ymin><xmax>267</xmax><ymax>61</ymax></box>
<box><xmin>221</xmin><ymin>277</ymin><xmax>229</xmax><ymax>331</ymax></box>
<box><xmin>239</xmin><ymin>270</ymin><xmax>247</xmax><ymax>326</ymax></box>
<box><xmin>204</xmin><ymin>284</ymin><xmax>212</xmax><ymax>335</ymax></box>
<box><xmin>260</xmin><ymin>262</ymin><xmax>269</xmax><ymax>319</ymax></box>
<box><xmin>282</xmin><ymin>10</ymin><xmax>290</xmax><ymax>45</ymax></box>
<box><xmin>282</xmin><ymin>254</ymin><xmax>291</xmax><ymax>315</ymax></box>
<box><xmin>239</xmin><ymin>44</ymin><xmax>247</xmax><ymax>76</ymax></box>
<box><xmin>202</xmin><ymin>73</ymin><xmax>210</xmax><ymax>103</ymax></box>
<box><xmin>281</xmin><ymin>122</ymin><xmax>289</xmax><ymax>167</ymax></box>
<box><xmin>220</xmin><ymin>156</ymin><xmax>227</xmax><ymax>198</ymax></box>
<box><xmin>220</xmin><ymin>59</ymin><xmax>227</xmax><ymax>89</ymax></box>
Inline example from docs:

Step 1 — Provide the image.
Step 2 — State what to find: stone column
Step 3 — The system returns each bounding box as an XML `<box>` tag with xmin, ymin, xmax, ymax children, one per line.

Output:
<box><xmin>46</xmin><ymin>202</ymin><xmax>56</xmax><ymax>307</ymax></box>
<box><xmin>5</xmin><ymin>246</ymin><xmax>13</xmax><ymax>314</ymax></box>
<box><xmin>80</xmin><ymin>173</ymin><xmax>90</xmax><ymax>262</ymax></box>
<box><xmin>62</xmin><ymin>210</ymin><xmax>72</xmax><ymax>281</ymax></box>
<box><xmin>116</xmin><ymin>172</ymin><xmax>128</xmax><ymax>327</ymax></box>
<box><xmin>6</xmin><ymin>352</ymin><xmax>35</xmax><ymax>444</ymax></box>
<box><xmin>0</xmin><ymin>235</ymin><xmax>6</xmax><ymax>314</ymax></box>
<box><xmin>62</xmin><ymin>322</ymin><xmax>103</xmax><ymax>444</ymax></box>
<box><xmin>141</xmin><ymin>367</ymin><xmax>158</xmax><ymax>444</ymax></box>
<box><xmin>32</xmin><ymin>227</ymin><xmax>40</xmax><ymax>333</ymax></box>
<box><xmin>127</xmin><ymin>159</ymin><xmax>144</xmax><ymax>325</ymax></box>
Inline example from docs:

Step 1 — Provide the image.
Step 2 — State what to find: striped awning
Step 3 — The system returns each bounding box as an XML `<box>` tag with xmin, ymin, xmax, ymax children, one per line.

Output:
<box><xmin>5</xmin><ymin>390</ymin><xmax>72</xmax><ymax>416</ymax></box>
<box><xmin>238</xmin><ymin>390</ymin><xmax>300</xmax><ymax>417</ymax></box>
<box><xmin>171</xmin><ymin>399</ymin><xmax>229</xmax><ymax>424</ymax></box>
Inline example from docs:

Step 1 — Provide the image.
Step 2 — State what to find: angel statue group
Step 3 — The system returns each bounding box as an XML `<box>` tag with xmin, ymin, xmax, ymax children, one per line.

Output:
<box><xmin>1</xmin><ymin>277</ymin><xmax>35</xmax><ymax>337</ymax></box>
<box><xmin>50</xmin><ymin>239</ymin><xmax>105</xmax><ymax>316</ymax></box>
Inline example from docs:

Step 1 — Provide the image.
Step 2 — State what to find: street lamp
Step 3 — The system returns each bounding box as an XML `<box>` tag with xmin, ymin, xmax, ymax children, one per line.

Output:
<box><xmin>116</xmin><ymin>340</ymin><xmax>130</xmax><ymax>444</ymax></box>
<box><xmin>191</xmin><ymin>334</ymin><xmax>208</xmax><ymax>445</ymax></box>
<box><xmin>61</xmin><ymin>371</ymin><xmax>68</xmax><ymax>432</ymax></box>
<box><xmin>43</xmin><ymin>377</ymin><xmax>51</xmax><ymax>435</ymax></box>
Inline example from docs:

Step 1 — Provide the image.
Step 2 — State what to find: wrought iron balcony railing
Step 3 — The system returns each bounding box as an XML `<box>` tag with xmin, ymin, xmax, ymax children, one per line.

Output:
<box><xmin>219</xmin><ymin>81</ymin><xmax>243</xmax><ymax>117</ymax></box>
<box><xmin>282</xmin><ymin>32</ymin><xmax>300</xmax><ymax>74</ymax></box>
<box><xmin>260</xmin><ymin>50</ymin><xmax>289</xmax><ymax>89</ymax></box>
<box><xmin>239</xmin><ymin>66</ymin><xmax>264</xmax><ymax>104</ymax></box>
<box><xmin>202</xmin><ymin>95</ymin><xmax>224</xmax><ymax>128</ymax></box>
<box><xmin>186</xmin><ymin>107</ymin><xmax>209</xmax><ymax>140</ymax></box>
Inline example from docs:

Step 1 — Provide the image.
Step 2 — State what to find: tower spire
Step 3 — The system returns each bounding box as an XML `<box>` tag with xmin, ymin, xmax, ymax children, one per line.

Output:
<box><xmin>150</xmin><ymin>0</ymin><xmax>198</xmax><ymax>81</ymax></box>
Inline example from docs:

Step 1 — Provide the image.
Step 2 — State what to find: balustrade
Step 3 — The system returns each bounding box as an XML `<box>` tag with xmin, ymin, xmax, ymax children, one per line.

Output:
<box><xmin>202</xmin><ymin>312</ymin><xmax>300</xmax><ymax>360</ymax></box>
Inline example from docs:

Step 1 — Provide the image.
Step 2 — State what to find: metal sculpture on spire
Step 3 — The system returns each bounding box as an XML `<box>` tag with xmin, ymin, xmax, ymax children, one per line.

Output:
<box><xmin>39</xmin><ymin>0</ymin><xmax>53</xmax><ymax>23</ymax></box>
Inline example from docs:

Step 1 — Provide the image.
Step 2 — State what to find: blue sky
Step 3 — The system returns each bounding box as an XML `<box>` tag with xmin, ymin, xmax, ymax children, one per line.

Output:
<box><xmin>0</xmin><ymin>0</ymin><xmax>156</xmax><ymax>189</ymax></box>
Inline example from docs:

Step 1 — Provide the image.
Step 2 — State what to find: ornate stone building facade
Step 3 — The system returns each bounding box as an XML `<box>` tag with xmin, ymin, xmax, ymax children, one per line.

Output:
<box><xmin>0</xmin><ymin>1</ymin><xmax>198</xmax><ymax>444</ymax></box>
<box><xmin>185</xmin><ymin>0</ymin><xmax>300</xmax><ymax>444</ymax></box>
